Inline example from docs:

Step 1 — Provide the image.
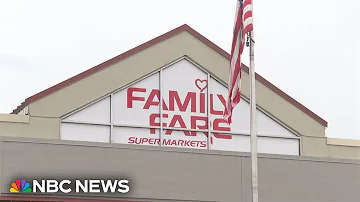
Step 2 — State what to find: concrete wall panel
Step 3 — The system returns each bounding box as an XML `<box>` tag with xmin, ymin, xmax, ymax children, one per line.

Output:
<box><xmin>0</xmin><ymin>138</ymin><xmax>358</xmax><ymax>202</ymax></box>
<box><xmin>0</xmin><ymin>116</ymin><xmax>59</xmax><ymax>139</ymax></box>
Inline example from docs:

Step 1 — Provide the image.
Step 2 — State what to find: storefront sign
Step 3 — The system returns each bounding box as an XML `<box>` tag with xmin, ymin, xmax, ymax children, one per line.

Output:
<box><xmin>61</xmin><ymin>58</ymin><xmax>300</xmax><ymax>155</ymax></box>
<box><xmin>126</xmin><ymin>82</ymin><xmax>232</xmax><ymax>148</ymax></box>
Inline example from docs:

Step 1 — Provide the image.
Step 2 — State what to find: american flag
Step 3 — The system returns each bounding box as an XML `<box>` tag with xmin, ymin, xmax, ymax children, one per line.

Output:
<box><xmin>223</xmin><ymin>0</ymin><xmax>253</xmax><ymax>124</ymax></box>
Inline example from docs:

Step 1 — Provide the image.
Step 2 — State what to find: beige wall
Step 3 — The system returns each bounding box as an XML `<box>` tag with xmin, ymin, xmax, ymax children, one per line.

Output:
<box><xmin>28</xmin><ymin>31</ymin><xmax>325</xmax><ymax>139</ymax></box>
<box><xmin>0</xmin><ymin>137</ymin><xmax>359</xmax><ymax>202</ymax></box>
<box><xmin>0</xmin><ymin>114</ymin><xmax>59</xmax><ymax>139</ymax></box>
<box><xmin>1</xmin><ymin>30</ymin><xmax>359</xmax><ymax>160</ymax></box>
<box><xmin>302</xmin><ymin>136</ymin><xmax>360</xmax><ymax>159</ymax></box>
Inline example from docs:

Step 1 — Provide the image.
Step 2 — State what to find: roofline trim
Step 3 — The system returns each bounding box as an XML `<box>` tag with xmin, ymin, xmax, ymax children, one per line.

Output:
<box><xmin>327</xmin><ymin>137</ymin><xmax>360</xmax><ymax>147</ymax></box>
<box><xmin>10</xmin><ymin>24</ymin><xmax>328</xmax><ymax>127</ymax></box>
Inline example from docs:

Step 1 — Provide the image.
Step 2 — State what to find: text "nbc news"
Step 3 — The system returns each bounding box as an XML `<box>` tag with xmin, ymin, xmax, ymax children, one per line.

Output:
<box><xmin>33</xmin><ymin>179</ymin><xmax>130</xmax><ymax>193</ymax></box>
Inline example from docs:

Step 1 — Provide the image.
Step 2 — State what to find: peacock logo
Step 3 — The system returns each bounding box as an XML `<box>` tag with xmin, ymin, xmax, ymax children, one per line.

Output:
<box><xmin>10</xmin><ymin>180</ymin><xmax>32</xmax><ymax>193</ymax></box>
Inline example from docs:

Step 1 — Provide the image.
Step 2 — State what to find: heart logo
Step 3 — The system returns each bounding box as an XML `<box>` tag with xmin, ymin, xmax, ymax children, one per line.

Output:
<box><xmin>195</xmin><ymin>79</ymin><xmax>208</xmax><ymax>92</ymax></box>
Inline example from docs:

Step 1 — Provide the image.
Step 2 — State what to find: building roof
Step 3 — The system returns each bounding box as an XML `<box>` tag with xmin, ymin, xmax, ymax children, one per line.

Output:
<box><xmin>10</xmin><ymin>24</ymin><xmax>328</xmax><ymax>127</ymax></box>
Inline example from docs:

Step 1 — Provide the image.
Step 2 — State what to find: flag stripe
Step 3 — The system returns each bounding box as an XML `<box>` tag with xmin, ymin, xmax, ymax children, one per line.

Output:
<box><xmin>224</xmin><ymin>0</ymin><xmax>253</xmax><ymax>124</ymax></box>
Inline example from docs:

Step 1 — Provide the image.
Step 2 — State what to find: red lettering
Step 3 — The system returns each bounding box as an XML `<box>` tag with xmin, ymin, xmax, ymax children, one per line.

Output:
<box><xmin>127</xmin><ymin>88</ymin><xmax>146</xmax><ymax>108</ymax></box>
<box><xmin>200</xmin><ymin>93</ymin><xmax>206</xmax><ymax>113</ymax></box>
<box><xmin>149</xmin><ymin>113</ymin><xmax>168</xmax><ymax>134</ymax></box>
<box><xmin>210</xmin><ymin>94</ymin><xmax>227</xmax><ymax>115</ymax></box>
<box><xmin>191</xmin><ymin>116</ymin><xmax>208</xmax><ymax>137</ymax></box>
<box><xmin>129</xmin><ymin>137</ymin><xmax>207</xmax><ymax>148</ymax></box>
<box><xmin>128</xmin><ymin>137</ymin><xmax>135</xmax><ymax>144</ymax></box>
<box><xmin>213</xmin><ymin>118</ymin><xmax>230</xmax><ymax>132</ymax></box>
<box><xmin>213</xmin><ymin>118</ymin><xmax>232</xmax><ymax>139</ymax></box>
<box><xmin>144</xmin><ymin>89</ymin><xmax>169</xmax><ymax>110</ymax></box>
<box><xmin>142</xmin><ymin>90</ymin><xmax>232</xmax><ymax>142</ymax></box>
<box><xmin>169</xmin><ymin>91</ymin><xmax>196</xmax><ymax>112</ymax></box>
<box><xmin>163</xmin><ymin>139</ymin><xmax>171</xmax><ymax>145</ymax></box>
<box><xmin>128</xmin><ymin>137</ymin><xmax>163</xmax><ymax>145</ymax></box>
<box><xmin>149</xmin><ymin>113</ymin><xmax>160</xmax><ymax>127</ymax></box>
<box><xmin>195</xmin><ymin>141</ymin><xmax>200</xmax><ymax>147</ymax></box>
<box><xmin>210</xmin><ymin>94</ymin><xmax>220</xmax><ymax>115</ymax></box>
<box><xmin>218</xmin><ymin>94</ymin><xmax>227</xmax><ymax>107</ymax></box>
<box><xmin>144</xmin><ymin>89</ymin><xmax>159</xmax><ymax>109</ymax></box>
<box><xmin>131</xmin><ymin>137</ymin><xmax>141</xmax><ymax>144</ymax></box>
<box><xmin>165</xmin><ymin>115</ymin><xmax>191</xmax><ymax>136</ymax></box>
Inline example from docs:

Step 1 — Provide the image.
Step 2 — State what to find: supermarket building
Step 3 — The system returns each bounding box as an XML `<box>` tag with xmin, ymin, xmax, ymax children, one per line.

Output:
<box><xmin>0</xmin><ymin>24</ymin><xmax>359</xmax><ymax>202</ymax></box>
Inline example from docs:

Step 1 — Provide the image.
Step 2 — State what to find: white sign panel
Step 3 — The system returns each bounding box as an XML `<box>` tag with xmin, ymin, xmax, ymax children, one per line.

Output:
<box><xmin>61</xmin><ymin>58</ymin><xmax>300</xmax><ymax>155</ymax></box>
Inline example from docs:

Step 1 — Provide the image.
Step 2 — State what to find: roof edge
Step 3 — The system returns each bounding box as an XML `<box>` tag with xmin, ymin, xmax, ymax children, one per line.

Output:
<box><xmin>0</xmin><ymin>113</ymin><xmax>29</xmax><ymax>123</ymax></box>
<box><xmin>11</xmin><ymin>24</ymin><xmax>189</xmax><ymax>114</ymax></box>
<box><xmin>327</xmin><ymin>137</ymin><xmax>360</xmax><ymax>147</ymax></box>
<box><xmin>10</xmin><ymin>24</ymin><xmax>328</xmax><ymax>127</ymax></box>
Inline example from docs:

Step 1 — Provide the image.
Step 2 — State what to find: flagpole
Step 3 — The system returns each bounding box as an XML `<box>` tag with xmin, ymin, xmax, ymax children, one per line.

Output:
<box><xmin>249</xmin><ymin>29</ymin><xmax>259</xmax><ymax>202</ymax></box>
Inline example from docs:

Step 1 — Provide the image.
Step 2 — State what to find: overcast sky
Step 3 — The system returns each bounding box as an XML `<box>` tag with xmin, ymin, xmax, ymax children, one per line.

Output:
<box><xmin>0</xmin><ymin>0</ymin><xmax>359</xmax><ymax>140</ymax></box>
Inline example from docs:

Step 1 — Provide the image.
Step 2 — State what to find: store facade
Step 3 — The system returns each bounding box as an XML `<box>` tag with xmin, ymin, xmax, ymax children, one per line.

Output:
<box><xmin>60</xmin><ymin>56</ymin><xmax>300</xmax><ymax>155</ymax></box>
<box><xmin>0</xmin><ymin>24</ymin><xmax>359</xmax><ymax>201</ymax></box>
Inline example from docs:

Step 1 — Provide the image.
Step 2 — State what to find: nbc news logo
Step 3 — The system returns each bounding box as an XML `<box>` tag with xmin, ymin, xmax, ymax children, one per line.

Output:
<box><xmin>10</xmin><ymin>179</ymin><xmax>130</xmax><ymax>194</ymax></box>
<box><xmin>10</xmin><ymin>180</ymin><xmax>32</xmax><ymax>193</ymax></box>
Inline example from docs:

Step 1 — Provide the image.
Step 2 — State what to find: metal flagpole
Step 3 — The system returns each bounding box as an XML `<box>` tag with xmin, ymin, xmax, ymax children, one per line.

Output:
<box><xmin>249</xmin><ymin>29</ymin><xmax>259</xmax><ymax>202</ymax></box>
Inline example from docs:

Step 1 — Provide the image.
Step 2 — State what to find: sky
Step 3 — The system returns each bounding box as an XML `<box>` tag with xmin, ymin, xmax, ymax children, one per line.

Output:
<box><xmin>0</xmin><ymin>0</ymin><xmax>359</xmax><ymax>140</ymax></box>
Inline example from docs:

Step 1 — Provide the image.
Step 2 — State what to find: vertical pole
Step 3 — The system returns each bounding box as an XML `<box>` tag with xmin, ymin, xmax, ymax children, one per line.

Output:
<box><xmin>207</xmin><ymin>73</ymin><xmax>211</xmax><ymax>150</ymax></box>
<box><xmin>110</xmin><ymin>94</ymin><xmax>114</xmax><ymax>143</ymax></box>
<box><xmin>249</xmin><ymin>30</ymin><xmax>259</xmax><ymax>202</ymax></box>
<box><xmin>159</xmin><ymin>69</ymin><xmax>163</xmax><ymax>146</ymax></box>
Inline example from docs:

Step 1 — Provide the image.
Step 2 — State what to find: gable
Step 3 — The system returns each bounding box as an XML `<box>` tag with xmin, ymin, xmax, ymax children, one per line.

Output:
<box><xmin>20</xmin><ymin>24</ymin><xmax>326</xmax><ymax>140</ymax></box>
<box><xmin>61</xmin><ymin>57</ymin><xmax>300</xmax><ymax>155</ymax></box>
